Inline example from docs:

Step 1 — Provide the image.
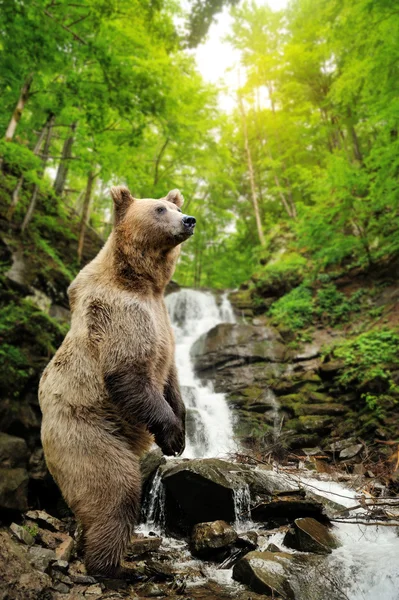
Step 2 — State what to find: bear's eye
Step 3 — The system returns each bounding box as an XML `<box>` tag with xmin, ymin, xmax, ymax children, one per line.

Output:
<box><xmin>177</xmin><ymin>208</ymin><xmax>182</xmax><ymax>213</ymax></box>
<box><xmin>156</xmin><ymin>206</ymin><xmax>166</xmax><ymax>215</ymax></box>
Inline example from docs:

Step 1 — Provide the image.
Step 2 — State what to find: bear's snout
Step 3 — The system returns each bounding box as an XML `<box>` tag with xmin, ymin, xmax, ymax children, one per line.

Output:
<box><xmin>182</xmin><ymin>215</ymin><xmax>196</xmax><ymax>232</ymax></box>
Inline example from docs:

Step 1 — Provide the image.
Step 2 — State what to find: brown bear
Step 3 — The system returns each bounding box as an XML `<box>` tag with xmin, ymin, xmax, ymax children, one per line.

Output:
<box><xmin>38</xmin><ymin>186</ymin><xmax>195</xmax><ymax>578</ymax></box>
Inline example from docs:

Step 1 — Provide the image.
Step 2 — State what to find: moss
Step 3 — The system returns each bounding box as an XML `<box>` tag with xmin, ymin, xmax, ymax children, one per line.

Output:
<box><xmin>0</xmin><ymin>299</ymin><xmax>67</xmax><ymax>398</ymax></box>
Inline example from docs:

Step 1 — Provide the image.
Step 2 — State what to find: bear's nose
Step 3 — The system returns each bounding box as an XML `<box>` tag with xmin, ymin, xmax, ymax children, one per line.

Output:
<box><xmin>182</xmin><ymin>215</ymin><xmax>196</xmax><ymax>227</ymax></box>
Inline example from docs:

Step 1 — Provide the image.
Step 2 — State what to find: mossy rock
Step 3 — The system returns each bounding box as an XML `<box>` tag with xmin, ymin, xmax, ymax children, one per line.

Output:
<box><xmin>285</xmin><ymin>416</ymin><xmax>333</xmax><ymax>434</ymax></box>
<box><xmin>229</xmin><ymin>289</ymin><xmax>254</xmax><ymax>311</ymax></box>
<box><xmin>294</xmin><ymin>403</ymin><xmax>347</xmax><ymax>417</ymax></box>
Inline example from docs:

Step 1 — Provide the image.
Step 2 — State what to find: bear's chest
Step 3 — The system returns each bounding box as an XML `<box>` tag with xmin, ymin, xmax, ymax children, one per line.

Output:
<box><xmin>147</xmin><ymin>300</ymin><xmax>174</xmax><ymax>382</ymax></box>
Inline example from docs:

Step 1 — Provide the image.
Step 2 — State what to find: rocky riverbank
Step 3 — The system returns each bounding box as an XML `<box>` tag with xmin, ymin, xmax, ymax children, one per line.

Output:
<box><xmin>2</xmin><ymin>453</ymin><xmax>373</xmax><ymax>600</ymax></box>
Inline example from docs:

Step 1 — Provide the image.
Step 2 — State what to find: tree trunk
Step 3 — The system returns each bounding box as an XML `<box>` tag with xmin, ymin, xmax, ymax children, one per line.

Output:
<box><xmin>347</xmin><ymin>109</ymin><xmax>363</xmax><ymax>163</ymax></box>
<box><xmin>238</xmin><ymin>93</ymin><xmax>265</xmax><ymax>246</ymax></box>
<box><xmin>53</xmin><ymin>122</ymin><xmax>77</xmax><ymax>196</ymax></box>
<box><xmin>77</xmin><ymin>170</ymin><xmax>96</xmax><ymax>263</ymax></box>
<box><xmin>21</xmin><ymin>114</ymin><xmax>55</xmax><ymax>232</ymax></box>
<box><xmin>7</xmin><ymin>118</ymin><xmax>50</xmax><ymax>220</ymax></box>
<box><xmin>4</xmin><ymin>74</ymin><xmax>34</xmax><ymax>141</ymax></box>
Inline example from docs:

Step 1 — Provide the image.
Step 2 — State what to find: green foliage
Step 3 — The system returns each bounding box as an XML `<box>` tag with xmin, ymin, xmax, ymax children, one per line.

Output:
<box><xmin>269</xmin><ymin>282</ymin><xmax>365</xmax><ymax>330</ymax></box>
<box><xmin>331</xmin><ymin>329</ymin><xmax>399</xmax><ymax>418</ymax></box>
<box><xmin>0</xmin><ymin>300</ymin><xmax>67</xmax><ymax>397</ymax></box>
<box><xmin>269</xmin><ymin>285</ymin><xmax>314</xmax><ymax>330</ymax></box>
<box><xmin>315</xmin><ymin>284</ymin><xmax>363</xmax><ymax>325</ymax></box>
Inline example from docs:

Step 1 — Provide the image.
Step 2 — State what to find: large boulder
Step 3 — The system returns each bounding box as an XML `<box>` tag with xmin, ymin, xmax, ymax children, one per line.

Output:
<box><xmin>191</xmin><ymin>323</ymin><xmax>287</xmax><ymax>374</ymax></box>
<box><xmin>161</xmin><ymin>458</ymin><xmax>302</xmax><ymax>534</ymax></box>
<box><xmin>233</xmin><ymin>550</ymin><xmax>345</xmax><ymax>600</ymax></box>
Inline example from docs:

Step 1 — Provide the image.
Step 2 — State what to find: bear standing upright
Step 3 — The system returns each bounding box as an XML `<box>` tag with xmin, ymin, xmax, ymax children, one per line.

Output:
<box><xmin>39</xmin><ymin>186</ymin><xmax>195</xmax><ymax>578</ymax></box>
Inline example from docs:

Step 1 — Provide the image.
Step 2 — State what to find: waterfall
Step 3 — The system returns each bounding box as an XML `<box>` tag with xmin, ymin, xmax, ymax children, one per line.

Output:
<box><xmin>165</xmin><ymin>289</ymin><xmax>237</xmax><ymax>458</ymax></box>
<box><xmin>141</xmin><ymin>469</ymin><xmax>165</xmax><ymax>534</ymax></box>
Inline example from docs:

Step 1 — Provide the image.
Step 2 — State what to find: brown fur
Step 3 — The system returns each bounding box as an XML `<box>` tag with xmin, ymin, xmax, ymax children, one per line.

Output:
<box><xmin>39</xmin><ymin>186</ymin><xmax>193</xmax><ymax>577</ymax></box>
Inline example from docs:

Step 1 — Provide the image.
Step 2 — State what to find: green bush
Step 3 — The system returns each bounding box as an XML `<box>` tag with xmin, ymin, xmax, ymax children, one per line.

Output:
<box><xmin>331</xmin><ymin>328</ymin><xmax>399</xmax><ymax>418</ymax></box>
<box><xmin>315</xmin><ymin>283</ymin><xmax>363</xmax><ymax>325</ymax></box>
<box><xmin>269</xmin><ymin>285</ymin><xmax>314</xmax><ymax>330</ymax></box>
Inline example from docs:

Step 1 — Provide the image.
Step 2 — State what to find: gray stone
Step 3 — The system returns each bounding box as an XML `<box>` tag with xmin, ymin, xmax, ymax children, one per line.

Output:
<box><xmin>284</xmin><ymin>517</ymin><xmax>339</xmax><ymax>554</ymax></box>
<box><xmin>191</xmin><ymin>322</ymin><xmax>287</xmax><ymax>374</ymax></box>
<box><xmin>233</xmin><ymin>550</ymin><xmax>295</xmax><ymax>598</ymax></box>
<box><xmin>26</xmin><ymin>509</ymin><xmax>64</xmax><ymax>532</ymax></box>
<box><xmin>233</xmin><ymin>549</ymin><xmax>345</xmax><ymax>599</ymax></box>
<box><xmin>190</xmin><ymin>520</ymin><xmax>237</xmax><ymax>557</ymax></box>
<box><xmin>52</xmin><ymin>559</ymin><xmax>69</xmax><ymax>573</ymax></box>
<box><xmin>0</xmin><ymin>467</ymin><xmax>29</xmax><ymax>511</ymax></box>
<box><xmin>0</xmin><ymin>432</ymin><xmax>28</xmax><ymax>468</ymax></box>
<box><xmin>339</xmin><ymin>444</ymin><xmax>363</xmax><ymax>460</ymax></box>
<box><xmin>0</xmin><ymin>530</ymin><xmax>52</xmax><ymax>600</ymax></box>
<box><xmin>10</xmin><ymin>522</ymin><xmax>35</xmax><ymax>546</ymax></box>
<box><xmin>266</xmin><ymin>543</ymin><xmax>281</xmax><ymax>552</ymax></box>
<box><xmin>28</xmin><ymin>546</ymin><xmax>56</xmax><ymax>572</ymax></box>
<box><xmin>162</xmin><ymin>458</ymin><xmax>299</xmax><ymax>533</ymax></box>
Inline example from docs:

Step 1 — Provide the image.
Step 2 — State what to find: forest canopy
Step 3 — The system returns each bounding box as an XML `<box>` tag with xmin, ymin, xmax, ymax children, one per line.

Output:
<box><xmin>1</xmin><ymin>0</ymin><xmax>399</xmax><ymax>289</ymax></box>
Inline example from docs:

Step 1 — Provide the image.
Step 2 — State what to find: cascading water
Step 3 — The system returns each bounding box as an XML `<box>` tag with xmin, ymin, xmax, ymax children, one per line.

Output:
<box><xmin>141</xmin><ymin>288</ymin><xmax>399</xmax><ymax>599</ymax></box>
<box><xmin>165</xmin><ymin>289</ymin><xmax>237</xmax><ymax>458</ymax></box>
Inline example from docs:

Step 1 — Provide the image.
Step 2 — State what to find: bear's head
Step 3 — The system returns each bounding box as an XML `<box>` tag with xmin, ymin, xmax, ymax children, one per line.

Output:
<box><xmin>110</xmin><ymin>186</ymin><xmax>196</xmax><ymax>251</ymax></box>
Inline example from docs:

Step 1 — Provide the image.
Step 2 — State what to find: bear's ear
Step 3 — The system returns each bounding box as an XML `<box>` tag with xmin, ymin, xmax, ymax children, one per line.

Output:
<box><xmin>165</xmin><ymin>189</ymin><xmax>184</xmax><ymax>208</ymax></box>
<box><xmin>110</xmin><ymin>186</ymin><xmax>134</xmax><ymax>225</ymax></box>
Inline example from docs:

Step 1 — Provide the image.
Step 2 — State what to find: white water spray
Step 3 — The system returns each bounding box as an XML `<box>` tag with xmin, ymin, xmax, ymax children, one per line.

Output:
<box><xmin>166</xmin><ymin>289</ymin><xmax>237</xmax><ymax>458</ymax></box>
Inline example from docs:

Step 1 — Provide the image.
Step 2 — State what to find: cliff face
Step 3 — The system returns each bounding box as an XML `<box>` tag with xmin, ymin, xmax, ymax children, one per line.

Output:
<box><xmin>191</xmin><ymin>270</ymin><xmax>399</xmax><ymax>474</ymax></box>
<box><xmin>0</xmin><ymin>179</ymin><xmax>103</xmax><ymax>514</ymax></box>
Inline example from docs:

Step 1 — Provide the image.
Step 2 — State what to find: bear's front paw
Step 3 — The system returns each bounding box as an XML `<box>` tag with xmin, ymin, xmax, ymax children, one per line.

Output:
<box><xmin>155</xmin><ymin>421</ymin><xmax>185</xmax><ymax>457</ymax></box>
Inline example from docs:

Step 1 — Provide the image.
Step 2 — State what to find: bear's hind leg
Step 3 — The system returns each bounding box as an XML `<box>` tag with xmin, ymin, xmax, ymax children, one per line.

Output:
<box><xmin>83</xmin><ymin>498</ymin><xmax>138</xmax><ymax>578</ymax></box>
<box><xmin>77</xmin><ymin>457</ymin><xmax>142</xmax><ymax>578</ymax></box>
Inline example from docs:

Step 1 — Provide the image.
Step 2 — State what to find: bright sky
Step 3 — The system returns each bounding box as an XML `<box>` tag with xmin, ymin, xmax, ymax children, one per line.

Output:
<box><xmin>192</xmin><ymin>0</ymin><xmax>289</xmax><ymax>111</ymax></box>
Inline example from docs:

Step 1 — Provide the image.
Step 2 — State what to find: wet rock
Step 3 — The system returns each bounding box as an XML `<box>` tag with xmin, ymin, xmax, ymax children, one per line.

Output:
<box><xmin>236</xmin><ymin>530</ymin><xmax>258</xmax><ymax>550</ymax></box>
<box><xmin>10</xmin><ymin>522</ymin><xmax>35</xmax><ymax>545</ymax></box>
<box><xmin>190</xmin><ymin>520</ymin><xmax>237</xmax><ymax>558</ymax></box>
<box><xmin>191</xmin><ymin>323</ymin><xmax>287</xmax><ymax>374</ymax></box>
<box><xmin>284</xmin><ymin>517</ymin><xmax>338</xmax><ymax>554</ymax></box>
<box><xmin>266</xmin><ymin>543</ymin><xmax>281</xmax><ymax>552</ymax></box>
<box><xmin>233</xmin><ymin>550</ymin><xmax>295</xmax><ymax>598</ymax></box>
<box><xmin>140</xmin><ymin>448</ymin><xmax>166</xmax><ymax>490</ymax></box>
<box><xmin>0</xmin><ymin>432</ymin><xmax>28</xmax><ymax>468</ymax></box>
<box><xmin>0</xmin><ymin>530</ymin><xmax>52</xmax><ymax>600</ymax></box>
<box><xmin>127</xmin><ymin>535</ymin><xmax>163</xmax><ymax>557</ymax></box>
<box><xmin>26</xmin><ymin>509</ymin><xmax>64</xmax><ymax>532</ymax></box>
<box><xmin>28</xmin><ymin>545</ymin><xmax>56</xmax><ymax>572</ymax></box>
<box><xmin>233</xmin><ymin>548</ymin><xmax>344</xmax><ymax>599</ymax></box>
<box><xmin>339</xmin><ymin>443</ymin><xmax>363</xmax><ymax>460</ymax></box>
<box><xmin>251</xmin><ymin>495</ymin><xmax>327</xmax><ymax>525</ymax></box>
<box><xmin>0</xmin><ymin>466</ymin><xmax>28</xmax><ymax>511</ymax></box>
<box><xmin>162</xmin><ymin>458</ymin><xmax>299</xmax><ymax>533</ymax></box>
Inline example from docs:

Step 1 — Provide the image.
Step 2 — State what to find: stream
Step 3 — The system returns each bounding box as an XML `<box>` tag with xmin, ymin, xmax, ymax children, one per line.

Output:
<box><xmin>141</xmin><ymin>288</ymin><xmax>399</xmax><ymax>600</ymax></box>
